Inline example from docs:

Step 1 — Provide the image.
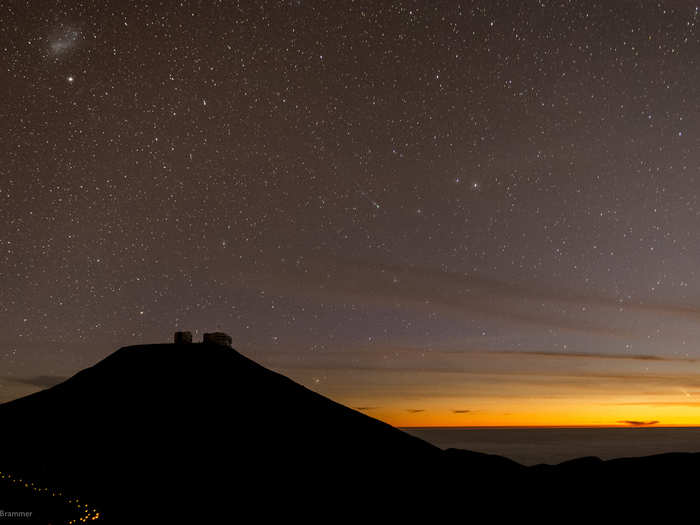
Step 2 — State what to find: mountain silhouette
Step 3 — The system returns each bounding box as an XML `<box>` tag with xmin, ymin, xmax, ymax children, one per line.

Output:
<box><xmin>0</xmin><ymin>343</ymin><xmax>522</xmax><ymax>522</ymax></box>
<box><xmin>0</xmin><ymin>342</ymin><xmax>696</xmax><ymax>521</ymax></box>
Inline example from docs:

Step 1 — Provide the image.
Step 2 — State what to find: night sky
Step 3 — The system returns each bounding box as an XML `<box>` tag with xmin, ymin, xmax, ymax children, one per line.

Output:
<box><xmin>2</xmin><ymin>1</ymin><xmax>700</xmax><ymax>427</ymax></box>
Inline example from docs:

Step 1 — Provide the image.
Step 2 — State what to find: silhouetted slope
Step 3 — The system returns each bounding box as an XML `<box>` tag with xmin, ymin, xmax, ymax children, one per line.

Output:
<box><xmin>1</xmin><ymin>343</ymin><xmax>694</xmax><ymax>521</ymax></box>
<box><xmin>0</xmin><ymin>344</ymin><xmax>469</xmax><ymax>521</ymax></box>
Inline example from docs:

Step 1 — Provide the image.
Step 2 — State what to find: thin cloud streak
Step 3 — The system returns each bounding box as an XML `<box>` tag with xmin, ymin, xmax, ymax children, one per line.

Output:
<box><xmin>608</xmin><ymin>401</ymin><xmax>700</xmax><ymax>407</ymax></box>
<box><xmin>493</xmin><ymin>351</ymin><xmax>699</xmax><ymax>363</ymax></box>
<box><xmin>14</xmin><ymin>375</ymin><xmax>67</xmax><ymax>388</ymax></box>
<box><xmin>222</xmin><ymin>256</ymin><xmax>700</xmax><ymax>338</ymax></box>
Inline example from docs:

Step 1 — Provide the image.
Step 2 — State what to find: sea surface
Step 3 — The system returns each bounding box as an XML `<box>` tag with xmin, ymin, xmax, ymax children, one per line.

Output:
<box><xmin>403</xmin><ymin>427</ymin><xmax>700</xmax><ymax>466</ymax></box>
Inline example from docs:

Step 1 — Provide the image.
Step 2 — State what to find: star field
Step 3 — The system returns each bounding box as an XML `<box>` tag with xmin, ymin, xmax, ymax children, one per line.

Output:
<box><xmin>1</xmin><ymin>1</ymin><xmax>700</xmax><ymax>426</ymax></box>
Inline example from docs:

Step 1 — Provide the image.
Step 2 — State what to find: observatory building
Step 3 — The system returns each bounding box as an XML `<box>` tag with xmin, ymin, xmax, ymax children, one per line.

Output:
<box><xmin>174</xmin><ymin>331</ymin><xmax>193</xmax><ymax>344</ymax></box>
<box><xmin>173</xmin><ymin>331</ymin><xmax>232</xmax><ymax>347</ymax></box>
<box><xmin>203</xmin><ymin>332</ymin><xmax>233</xmax><ymax>347</ymax></box>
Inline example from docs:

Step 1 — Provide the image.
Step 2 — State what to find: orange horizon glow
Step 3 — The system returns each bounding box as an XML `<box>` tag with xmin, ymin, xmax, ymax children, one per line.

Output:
<box><xmin>397</xmin><ymin>424</ymin><xmax>700</xmax><ymax>429</ymax></box>
<box><xmin>277</xmin><ymin>347</ymin><xmax>700</xmax><ymax>430</ymax></box>
<box><xmin>374</xmin><ymin>413</ymin><xmax>700</xmax><ymax>429</ymax></box>
<box><xmin>326</xmin><ymin>384</ymin><xmax>700</xmax><ymax>429</ymax></box>
<box><xmin>362</xmin><ymin>401</ymin><xmax>700</xmax><ymax>429</ymax></box>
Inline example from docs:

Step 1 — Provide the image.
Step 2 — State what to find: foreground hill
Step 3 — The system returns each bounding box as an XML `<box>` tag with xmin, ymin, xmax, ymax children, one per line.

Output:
<box><xmin>0</xmin><ymin>343</ymin><xmax>696</xmax><ymax>521</ymax></box>
<box><xmin>0</xmin><ymin>344</ymin><xmax>521</xmax><ymax>521</ymax></box>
